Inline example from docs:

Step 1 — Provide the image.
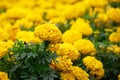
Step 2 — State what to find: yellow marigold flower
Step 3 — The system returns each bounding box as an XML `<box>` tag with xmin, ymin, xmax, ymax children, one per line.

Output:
<box><xmin>52</xmin><ymin>56</ymin><xmax>73</xmax><ymax>72</ymax></box>
<box><xmin>4</xmin><ymin>24</ymin><xmax>20</xmax><ymax>41</ymax></box>
<box><xmin>71</xmin><ymin>66</ymin><xmax>89</xmax><ymax>80</ymax></box>
<box><xmin>117</xmin><ymin>27</ymin><xmax>120</xmax><ymax>33</ymax></box>
<box><xmin>109</xmin><ymin>32</ymin><xmax>120</xmax><ymax>42</ymax></box>
<box><xmin>6</xmin><ymin>7</ymin><xmax>30</xmax><ymax>19</ymax></box>
<box><xmin>49</xmin><ymin>17</ymin><xmax>65</xmax><ymax>24</ymax></box>
<box><xmin>0</xmin><ymin>40</ymin><xmax>9</xmax><ymax>58</ymax></box>
<box><xmin>48</xmin><ymin>43</ymin><xmax>60</xmax><ymax>52</ymax></box>
<box><xmin>26</xmin><ymin>13</ymin><xmax>43</xmax><ymax>24</ymax></box>
<box><xmin>16</xmin><ymin>31</ymin><xmax>41</xmax><ymax>43</ymax></box>
<box><xmin>60</xmin><ymin>72</ymin><xmax>75</xmax><ymax>80</ymax></box>
<box><xmin>71</xmin><ymin>18</ymin><xmax>93</xmax><ymax>36</ymax></box>
<box><xmin>90</xmin><ymin>0</ymin><xmax>108</xmax><ymax>7</ymax></box>
<box><xmin>83</xmin><ymin>56</ymin><xmax>103</xmax><ymax>71</ymax></box>
<box><xmin>57</xmin><ymin>43</ymin><xmax>80</xmax><ymax>61</ymax></box>
<box><xmin>34</xmin><ymin>24</ymin><xmax>62</xmax><ymax>43</ymax></box>
<box><xmin>96</xmin><ymin>13</ymin><xmax>108</xmax><ymax>22</ymax></box>
<box><xmin>112</xmin><ymin>45</ymin><xmax>120</xmax><ymax>54</ymax></box>
<box><xmin>0</xmin><ymin>71</ymin><xmax>8</xmax><ymax>80</ymax></box>
<box><xmin>83</xmin><ymin>56</ymin><xmax>104</xmax><ymax>79</ymax></box>
<box><xmin>107</xmin><ymin>8</ymin><xmax>120</xmax><ymax>23</ymax></box>
<box><xmin>15</xmin><ymin>18</ymin><xmax>33</xmax><ymax>29</ymax></box>
<box><xmin>90</xmin><ymin>68</ymin><xmax>105</xmax><ymax>80</ymax></box>
<box><xmin>6</xmin><ymin>40</ymin><xmax>14</xmax><ymax>48</ymax></box>
<box><xmin>118</xmin><ymin>74</ymin><xmax>120</xmax><ymax>80</ymax></box>
<box><xmin>74</xmin><ymin>39</ymin><xmax>96</xmax><ymax>55</ymax></box>
<box><xmin>45</xmin><ymin>9</ymin><xmax>62</xmax><ymax>20</ymax></box>
<box><xmin>62</xmin><ymin>30</ymin><xmax>82</xmax><ymax>44</ymax></box>
<box><xmin>64</xmin><ymin>3</ymin><xmax>86</xmax><ymax>19</ymax></box>
<box><xmin>60</xmin><ymin>0</ymin><xmax>78</xmax><ymax>4</ymax></box>
<box><xmin>0</xmin><ymin>27</ymin><xmax>9</xmax><ymax>41</ymax></box>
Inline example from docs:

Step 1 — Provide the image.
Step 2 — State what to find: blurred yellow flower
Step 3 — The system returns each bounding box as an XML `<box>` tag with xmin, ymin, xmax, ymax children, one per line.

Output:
<box><xmin>71</xmin><ymin>66</ymin><xmax>89</xmax><ymax>80</ymax></box>
<box><xmin>34</xmin><ymin>23</ymin><xmax>62</xmax><ymax>43</ymax></box>
<box><xmin>16</xmin><ymin>31</ymin><xmax>41</xmax><ymax>43</ymax></box>
<box><xmin>0</xmin><ymin>71</ymin><xmax>8</xmax><ymax>80</ymax></box>
<box><xmin>107</xmin><ymin>8</ymin><xmax>120</xmax><ymax>23</ymax></box>
<box><xmin>74</xmin><ymin>39</ymin><xmax>96</xmax><ymax>55</ymax></box>
<box><xmin>0</xmin><ymin>40</ymin><xmax>10</xmax><ymax>58</ymax></box>
<box><xmin>64</xmin><ymin>3</ymin><xmax>86</xmax><ymax>19</ymax></box>
<box><xmin>0</xmin><ymin>27</ymin><xmax>9</xmax><ymax>41</ymax></box>
<box><xmin>60</xmin><ymin>72</ymin><xmax>75</xmax><ymax>80</ymax></box>
<box><xmin>52</xmin><ymin>56</ymin><xmax>73</xmax><ymax>72</ymax></box>
<box><xmin>71</xmin><ymin>18</ymin><xmax>93</xmax><ymax>36</ymax></box>
<box><xmin>83</xmin><ymin>56</ymin><xmax>104</xmax><ymax>79</ymax></box>
<box><xmin>62</xmin><ymin>30</ymin><xmax>82</xmax><ymax>44</ymax></box>
<box><xmin>109</xmin><ymin>32</ymin><xmax>120</xmax><ymax>42</ymax></box>
<box><xmin>57</xmin><ymin>43</ymin><xmax>80</xmax><ymax>61</ymax></box>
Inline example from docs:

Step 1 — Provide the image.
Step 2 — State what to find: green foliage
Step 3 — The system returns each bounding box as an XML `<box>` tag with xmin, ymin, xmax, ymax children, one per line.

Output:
<box><xmin>5</xmin><ymin>40</ymin><xmax>58</xmax><ymax>80</ymax></box>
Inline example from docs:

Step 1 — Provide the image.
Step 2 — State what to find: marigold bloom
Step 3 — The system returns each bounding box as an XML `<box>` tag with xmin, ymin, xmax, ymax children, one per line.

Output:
<box><xmin>117</xmin><ymin>27</ymin><xmax>120</xmax><ymax>33</ymax></box>
<box><xmin>64</xmin><ymin>3</ymin><xmax>86</xmax><ymax>19</ymax></box>
<box><xmin>52</xmin><ymin>56</ymin><xmax>73</xmax><ymax>72</ymax></box>
<box><xmin>16</xmin><ymin>31</ymin><xmax>41</xmax><ymax>43</ymax></box>
<box><xmin>107</xmin><ymin>8</ymin><xmax>120</xmax><ymax>23</ymax></box>
<box><xmin>0</xmin><ymin>71</ymin><xmax>8</xmax><ymax>80</ymax></box>
<box><xmin>0</xmin><ymin>40</ymin><xmax>9</xmax><ymax>58</ymax></box>
<box><xmin>34</xmin><ymin>24</ymin><xmax>62</xmax><ymax>43</ymax></box>
<box><xmin>0</xmin><ymin>27</ymin><xmax>9</xmax><ymax>41</ymax></box>
<box><xmin>109</xmin><ymin>32</ymin><xmax>120</xmax><ymax>42</ymax></box>
<box><xmin>15</xmin><ymin>18</ymin><xmax>33</xmax><ymax>29</ymax></box>
<box><xmin>71</xmin><ymin>66</ymin><xmax>89</xmax><ymax>80</ymax></box>
<box><xmin>57</xmin><ymin>43</ymin><xmax>80</xmax><ymax>61</ymax></box>
<box><xmin>118</xmin><ymin>74</ymin><xmax>120</xmax><ymax>80</ymax></box>
<box><xmin>71</xmin><ymin>18</ymin><xmax>93</xmax><ymax>36</ymax></box>
<box><xmin>83</xmin><ymin>56</ymin><xmax>104</xmax><ymax>79</ymax></box>
<box><xmin>74</xmin><ymin>39</ymin><xmax>96</xmax><ymax>55</ymax></box>
<box><xmin>60</xmin><ymin>72</ymin><xmax>75</xmax><ymax>80</ymax></box>
<box><xmin>62</xmin><ymin>30</ymin><xmax>82</xmax><ymax>44</ymax></box>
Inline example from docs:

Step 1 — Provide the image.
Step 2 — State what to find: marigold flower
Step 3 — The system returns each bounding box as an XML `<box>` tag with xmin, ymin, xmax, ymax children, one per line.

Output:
<box><xmin>71</xmin><ymin>66</ymin><xmax>89</xmax><ymax>80</ymax></box>
<box><xmin>0</xmin><ymin>71</ymin><xmax>8</xmax><ymax>80</ymax></box>
<box><xmin>83</xmin><ymin>56</ymin><xmax>104</xmax><ymax>79</ymax></box>
<box><xmin>109</xmin><ymin>32</ymin><xmax>120</xmax><ymax>42</ymax></box>
<box><xmin>107</xmin><ymin>8</ymin><xmax>120</xmax><ymax>23</ymax></box>
<box><xmin>74</xmin><ymin>39</ymin><xmax>96</xmax><ymax>55</ymax></box>
<box><xmin>0</xmin><ymin>40</ymin><xmax>9</xmax><ymax>58</ymax></box>
<box><xmin>34</xmin><ymin>23</ymin><xmax>62</xmax><ymax>43</ymax></box>
<box><xmin>52</xmin><ymin>56</ymin><xmax>73</xmax><ymax>72</ymax></box>
<box><xmin>60</xmin><ymin>72</ymin><xmax>75</xmax><ymax>80</ymax></box>
<box><xmin>71</xmin><ymin>18</ymin><xmax>93</xmax><ymax>36</ymax></box>
<box><xmin>64</xmin><ymin>3</ymin><xmax>86</xmax><ymax>19</ymax></box>
<box><xmin>57</xmin><ymin>43</ymin><xmax>80</xmax><ymax>61</ymax></box>
<box><xmin>16</xmin><ymin>31</ymin><xmax>41</xmax><ymax>43</ymax></box>
<box><xmin>62</xmin><ymin>30</ymin><xmax>82</xmax><ymax>44</ymax></box>
<box><xmin>0</xmin><ymin>27</ymin><xmax>9</xmax><ymax>41</ymax></box>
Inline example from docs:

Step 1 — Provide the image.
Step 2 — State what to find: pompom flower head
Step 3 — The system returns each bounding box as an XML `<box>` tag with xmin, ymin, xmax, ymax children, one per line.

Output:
<box><xmin>83</xmin><ymin>56</ymin><xmax>104</xmax><ymax>79</ymax></box>
<box><xmin>74</xmin><ymin>39</ymin><xmax>96</xmax><ymax>55</ymax></box>
<box><xmin>109</xmin><ymin>32</ymin><xmax>120</xmax><ymax>42</ymax></box>
<box><xmin>57</xmin><ymin>43</ymin><xmax>80</xmax><ymax>61</ymax></box>
<box><xmin>71</xmin><ymin>18</ymin><xmax>93</xmax><ymax>36</ymax></box>
<box><xmin>34</xmin><ymin>23</ymin><xmax>62</xmax><ymax>43</ymax></box>
<box><xmin>0</xmin><ymin>71</ymin><xmax>8</xmax><ymax>80</ymax></box>
<box><xmin>62</xmin><ymin>30</ymin><xmax>82</xmax><ymax>44</ymax></box>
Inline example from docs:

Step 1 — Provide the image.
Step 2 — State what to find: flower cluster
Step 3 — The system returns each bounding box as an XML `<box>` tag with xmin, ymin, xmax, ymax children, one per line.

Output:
<box><xmin>0</xmin><ymin>0</ymin><xmax>120</xmax><ymax>80</ymax></box>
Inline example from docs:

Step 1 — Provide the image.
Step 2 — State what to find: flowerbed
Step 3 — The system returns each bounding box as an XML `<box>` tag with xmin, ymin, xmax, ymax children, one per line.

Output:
<box><xmin>0</xmin><ymin>0</ymin><xmax>120</xmax><ymax>80</ymax></box>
